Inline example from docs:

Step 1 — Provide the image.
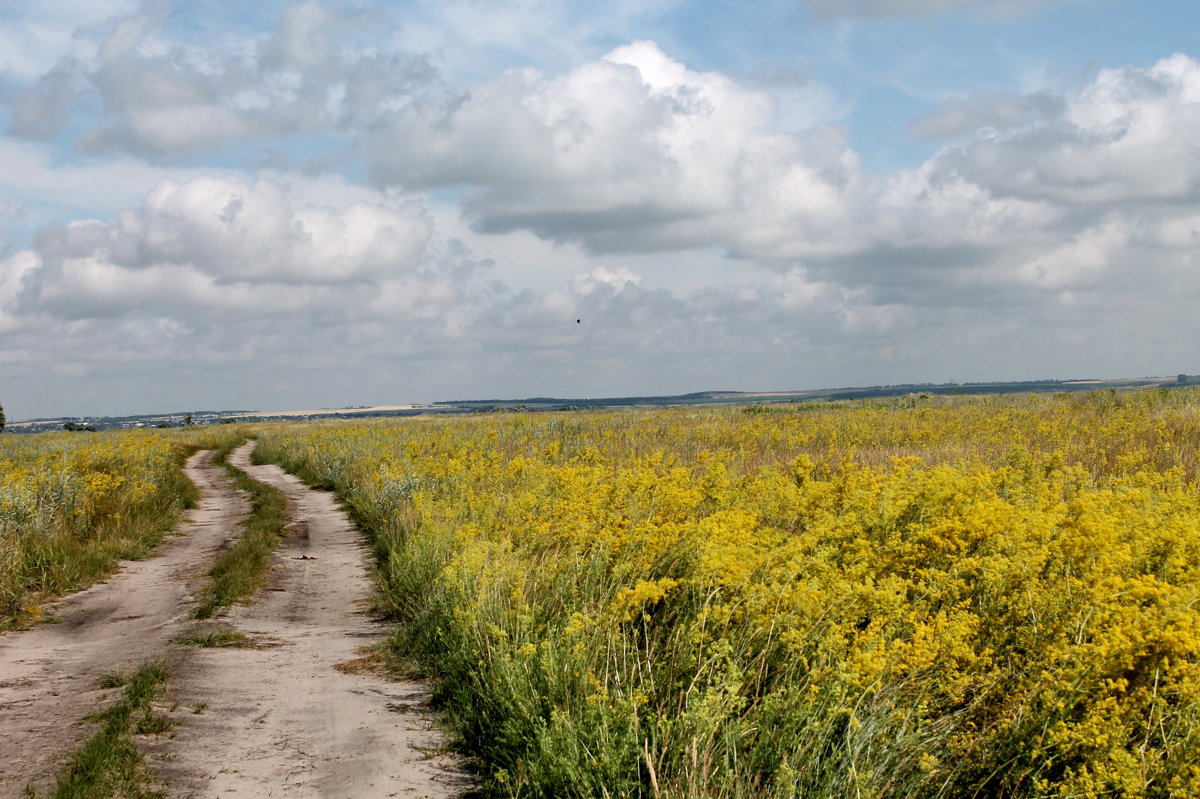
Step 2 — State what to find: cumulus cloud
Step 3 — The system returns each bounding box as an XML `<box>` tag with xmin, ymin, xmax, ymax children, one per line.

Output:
<box><xmin>354</xmin><ymin>44</ymin><xmax>1200</xmax><ymax>318</ymax></box>
<box><xmin>838</xmin><ymin>53</ymin><xmax>1200</xmax><ymax>299</ymax></box>
<box><xmin>13</xmin><ymin>44</ymin><xmax>1194</xmax><ymax>355</ymax></box>
<box><xmin>28</xmin><ymin>175</ymin><xmax>432</xmax><ymax>288</ymax></box>
<box><xmin>3</xmin><ymin>0</ymin><xmax>707</xmax><ymax>162</ymax></box>
<box><xmin>4</xmin><ymin>173</ymin><xmax>1198</xmax><ymax>420</ymax></box>
<box><xmin>934</xmin><ymin>55</ymin><xmax>1200</xmax><ymax>206</ymax></box>
<box><xmin>5</xmin><ymin>0</ymin><xmax>438</xmax><ymax>157</ymax></box>
<box><xmin>4</xmin><ymin>174</ymin><xmax>455</xmax><ymax>341</ymax></box>
<box><xmin>354</xmin><ymin>37</ymin><xmax>1084</xmax><ymax>300</ymax></box>
<box><xmin>0</xmin><ymin>250</ymin><xmax>40</xmax><ymax>334</ymax></box>
<box><xmin>361</xmin><ymin>41</ymin><xmax>865</xmax><ymax>258</ymax></box>
<box><xmin>0</xmin><ymin>174</ymin><xmax>507</xmax><ymax>414</ymax></box>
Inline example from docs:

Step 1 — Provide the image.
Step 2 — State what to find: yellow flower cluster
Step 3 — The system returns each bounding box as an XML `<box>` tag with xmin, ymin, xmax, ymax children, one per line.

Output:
<box><xmin>258</xmin><ymin>390</ymin><xmax>1200</xmax><ymax>797</ymax></box>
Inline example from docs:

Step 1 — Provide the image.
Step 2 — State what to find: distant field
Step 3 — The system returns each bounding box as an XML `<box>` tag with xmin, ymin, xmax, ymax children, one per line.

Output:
<box><xmin>8</xmin><ymin>374</ymin><xmax>1189</xmax><ymax>433</ymax></box>
<box><xmin>255</xmin><ymin>388</ymin><xmax>1200</xmax><ymax>798</ymax></box>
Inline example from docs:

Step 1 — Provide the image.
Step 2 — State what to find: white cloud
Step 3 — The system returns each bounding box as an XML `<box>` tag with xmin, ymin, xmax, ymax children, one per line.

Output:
<box><xmin>363</xmin><ymin>41</ymin><xmax>862</xmax><ymax>258</ymax></box>
<box><xmin>0</xmin><ymin>167</ymin><xmax>1016</xmax><ymax>416</ymax></box>
<box><xmin>0</xmin><ymin>250</ymin><xmax>41</xmax><ymax>334</ymax></box>
<box><xmin>6</xmin><ymin>63</ymin><xmax>83</xmax><ymax>139</ymax></box>
<box><xmin>1015</xmin><ymin>216</ymin><xmax>1129</xmax><ymax>290</ymax></box>
<box><xmin>5</xmin><ymin>1</ymin><xmax>438</xmax><ymax>157</ymax></box>
<box><xmin>937</xmin><ymin>54</ymin><xmax>1200</xmax><ymax>205</ymax></box>
<box><xmin>573</xmin><ymin>266</ymin><xmax>642</xmax><ymax>295</ymax></box>
<box><xmin>19</xmin><ymin>175</ymin><xmax>434</xmax><ymax>305</ymax></box>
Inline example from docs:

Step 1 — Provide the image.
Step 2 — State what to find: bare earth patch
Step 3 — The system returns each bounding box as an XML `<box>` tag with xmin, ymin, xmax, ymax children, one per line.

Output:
<box><xmin>0</xmin><ymin>450</ymin><xmax>246</xmax><ymax>798</ymax></box>
<box><xmin>153</xmin><ymin>443</ymin><xmax>469</xmax><ymax>798</ymax></box>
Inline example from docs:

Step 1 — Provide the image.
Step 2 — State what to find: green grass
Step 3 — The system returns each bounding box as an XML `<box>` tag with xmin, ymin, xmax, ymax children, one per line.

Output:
<box><xmin>191</xmin><ymin>442</ymin><xmax>288</xmax><ymax>619</ymax></box>
<box><xmin>173</xmin><ymin>625</ymin><xmax>252</xmax><ymax>648</ymax></box>
<box><xmin>46</xmin><ymin>660</ymin><xmax>171</xmax><ymax>799</ymax></box>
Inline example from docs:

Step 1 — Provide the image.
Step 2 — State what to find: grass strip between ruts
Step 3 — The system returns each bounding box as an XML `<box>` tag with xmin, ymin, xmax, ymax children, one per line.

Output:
<box><xmin>43</xmin><ymin>660</ymin><xmax>171</xmax><ymax>799</ymax></box>
<box><xmin>191</xmin><ymin>441</ymin><xmax>289</xmax><ymax>620</ymax></box>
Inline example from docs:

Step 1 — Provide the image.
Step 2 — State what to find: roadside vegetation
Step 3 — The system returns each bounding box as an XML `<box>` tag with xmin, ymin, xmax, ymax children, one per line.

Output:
<box><xmin>44</xmin><ymin>660</ymin><xmax>171</xmax><ymax>799</ymax></box>
<box><xmin>0</xmin><ymin>433</ymin><xmax>195</xmax><ymax>631</ymax></box>
<box><xmin>191</xmin><ymin>441</ymin><xmax>288</xmax><ymax>619</ymax></box>
<box><xmin>0</xmin><ymin>427</ymin><xmax>253</xmax><ymax>631</ymax></box>
<box><xmin>257</xmin><ymin>389</ymin><xmax>1200</xmax><ymax>798</ymax></box>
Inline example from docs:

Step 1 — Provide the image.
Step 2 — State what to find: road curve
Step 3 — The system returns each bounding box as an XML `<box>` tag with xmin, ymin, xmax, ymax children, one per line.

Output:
<box><xmin>0</xmin><ymin>450</ymin><xmax>246</xmax><ymax>798</ymax></box>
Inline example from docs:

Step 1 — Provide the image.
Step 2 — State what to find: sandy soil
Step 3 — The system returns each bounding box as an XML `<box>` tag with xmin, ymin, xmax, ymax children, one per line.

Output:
<box><xmin>0</xmin><ymin>449</ymin><xmax>247</xmax><ymax>798</ymax></box>
<box><xmin>153</xmin><ymin>443</ymin><xmax>468</xmax><ymax>798</ymax></box>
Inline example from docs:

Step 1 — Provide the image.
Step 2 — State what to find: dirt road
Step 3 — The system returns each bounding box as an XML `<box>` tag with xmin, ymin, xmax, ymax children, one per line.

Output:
<box><xmin>154</xmin><ymin>443</ymin><xmax>467</xmax><ymax>798</ymax></box>
<box><xmin>0</xmin><ymin>442</ymin><xmax>466</xmax><ymax>799</ymax></box>
<box><xmin>0</xmin><ymin>449</ymin><xmax>247</xmax><ymax>797</ymax></box>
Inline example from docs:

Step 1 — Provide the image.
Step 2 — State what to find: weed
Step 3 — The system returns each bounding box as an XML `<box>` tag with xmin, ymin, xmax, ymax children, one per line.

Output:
<box><xmin>174</xmin><ymin>626</ymin><xmax>251</xmax><ymax>648</ymax></box>
<box><xmin>134</xmin><ymin>709</ymin><xmax>173</xmax><ymax>735</ymax></box>
<box><xmin>96</xmin><ymin>672</ymin><xmax>127</xmax><ymax>689</ymax></box>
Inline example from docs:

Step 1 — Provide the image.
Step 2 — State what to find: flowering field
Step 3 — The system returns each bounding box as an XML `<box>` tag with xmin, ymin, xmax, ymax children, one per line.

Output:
<box><xmin>255</xmin><ymin>390</ymin><xmax>1200</xmax><ymax>797</ymax></box>
<box><xmin>0</xmin><ymin>428</ymin><xmax>239</xmax><ymax>629</ymax></box>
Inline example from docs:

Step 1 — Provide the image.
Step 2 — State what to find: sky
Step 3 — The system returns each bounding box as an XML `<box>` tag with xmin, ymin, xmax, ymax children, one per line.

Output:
<box><xmin>2</xmin><ymin>0</ymin><xmax>1200</xmax><ymax>419</ymax></box>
